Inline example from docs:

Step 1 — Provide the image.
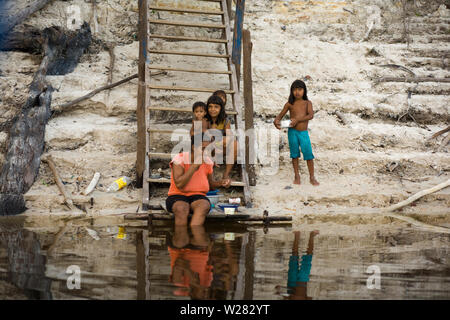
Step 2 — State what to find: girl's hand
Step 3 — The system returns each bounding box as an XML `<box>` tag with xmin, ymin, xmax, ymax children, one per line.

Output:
<box><xmin>221</xmin><ymin>178</ymin><xmax>231</xmax><ymax>188</ymax></box>
<box><xmin>289</xmin><ymin>119</ymin><xmax>298</xmax><ymax>127</ymax></box>
<box><xmin>273</xmin><ymin>118</ymin><xmax>281</xmax><ymax>130</ymax></box>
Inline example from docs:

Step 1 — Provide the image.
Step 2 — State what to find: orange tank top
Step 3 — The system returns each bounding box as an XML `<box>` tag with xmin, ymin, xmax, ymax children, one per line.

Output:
<box><xmin>168</xmin><ymin>152</ymin><xmax>213</xmax><ymax>196</ymax></box>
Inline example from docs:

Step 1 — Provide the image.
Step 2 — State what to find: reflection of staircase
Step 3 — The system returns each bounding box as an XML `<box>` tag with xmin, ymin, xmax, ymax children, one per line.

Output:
<box><xmin>138</xmin><ymin>0</ymin><xmax>251</xmax><ymax>210</ymax></box>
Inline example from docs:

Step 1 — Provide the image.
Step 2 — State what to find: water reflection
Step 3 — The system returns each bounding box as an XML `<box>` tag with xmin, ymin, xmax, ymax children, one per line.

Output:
<box><xmin>168</xmin><ymin>225</ymin><xmax>213</xmax><ymax>299</ymax></box>
<box><xmin>0</xmin><ymin>217</ymin><xmax>52</xmax><ymax>299</ymax></box>
<box><xmin>275</xmin><ymin>231</ymin><xmax>319</xmax><ymax>300</ymax></box>
<box><xmin>0</xmin><ymin>216</ymin><xmax>449</xmax><ymax>300</ymax></box>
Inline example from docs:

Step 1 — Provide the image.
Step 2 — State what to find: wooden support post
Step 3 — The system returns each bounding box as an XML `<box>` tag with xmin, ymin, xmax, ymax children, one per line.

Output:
<box><xmin>136</xmin><ymin>230</ymin><xmax>150</xmax><ymax>300</ymax></box>
<box><xmin>243</xmin><ymin>230</ymin><xmax>255</xmax><ymax>299</ymax></box>
<box><xmin>243</xmin><ymin>29</ymin><xmax>256</xmax><ymax>186</ymax></box>
<box><xmin>226</xmin><ymin>0</ymin><xmax>232</xmax><ymax>19</ymax></box>
<box><xmin>232</xmin><ymin>0</ymin><xmax>245</xmax><ymax>89</ymax></box>
<box><xmin>136</xmin><ymin>0</ymin><xmax>148</xmax><ymax>188</ymax></box>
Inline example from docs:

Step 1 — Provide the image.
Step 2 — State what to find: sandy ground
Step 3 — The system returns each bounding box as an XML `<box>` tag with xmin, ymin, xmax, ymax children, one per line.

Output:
<box><xmin>0</xmin><ymin>0</ymin><xmax>448</xmax><ymax>227</ymax></box>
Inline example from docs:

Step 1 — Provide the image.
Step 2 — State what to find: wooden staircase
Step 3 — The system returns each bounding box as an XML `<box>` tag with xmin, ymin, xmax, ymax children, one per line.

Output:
<box><xmin>137</xmin><ymin>0</ymin><xmax>252</xmax><ymax>210</ymax></box>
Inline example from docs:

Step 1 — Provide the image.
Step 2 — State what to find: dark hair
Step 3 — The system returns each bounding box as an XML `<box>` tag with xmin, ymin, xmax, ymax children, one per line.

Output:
<box><xmin>192</xmin><ymin>101</ymin><xmax>207</xmax><ymax>113</ymax></box>
<box><xmin>288</xmin><ymin>80</ymin><xmax>308</xmax><ymax>104</ymax></box>
<box><xmin>206</xmin><ymin>95</ymin><xmax>226</xmax><ymax>125</ymax></box>
<box><xmin>213</xmin><ymin>90</ymin><xmax>227</xmax><ymax>101</ymax></box>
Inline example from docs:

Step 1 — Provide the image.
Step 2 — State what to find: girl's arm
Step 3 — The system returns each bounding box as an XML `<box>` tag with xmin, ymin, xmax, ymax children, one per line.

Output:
<box><xmin>273</xmin><ymin>102</ymin><xmax>290</xmax><ymax>129</ymax></box>
<box><xmin>173</xmin><ymin>162</ymin><xmax>200</xmax><ymax>189</ymax></box>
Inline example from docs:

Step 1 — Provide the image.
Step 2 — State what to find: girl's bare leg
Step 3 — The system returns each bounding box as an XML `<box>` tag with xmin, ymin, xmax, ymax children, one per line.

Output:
<box><xmin>306</xmin><ymin>160</ymin><xmax>319</xmax><ymax>186</ymax></box>
<box><xmin>292</xmin><ymin>158</ymin><xmax>300</xmax><ymax>184</ymax></box>
<box><xmin>223</xmin><ymin>140</ymin><xmax>238</xmax><ymax>179</ymax></box>
<box><xmin>190</xmin><ymin>199</ymin><xmax>210</xmax><ymax>226</ymax></box>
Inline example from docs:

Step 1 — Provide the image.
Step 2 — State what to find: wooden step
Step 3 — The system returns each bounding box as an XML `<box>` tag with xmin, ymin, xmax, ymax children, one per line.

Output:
<box><xmin>148</xmin><ymin>177</ymin><xmax>245</xmax><ymax>187</ymax></box>
<box><xmin>148</xmin><ymin>106</ymin><xmax>237</xmax><ymax>114</ymax></box>
<box><xmin>149</xmin><ymin>19</ymin><xmax>225</xmax><ymax>29</ymax></box>
<box><xmin>149</xmin><ymin>49</ymin><xmax>229</xmax><ymax>58</ymax></box>
<box><xmin>148</xmin><ymin>65</ymin><xmax>231</xmax><ymax>74</ymax></box>
<box><xmin>149</xmin><ymin>6</ymin><xmax>224</xmax><ymax>15</ymax></box>
<box><xmin>149</xmin><ymin>34</ymin><xmax>227</xmax><ymax>43</ymax></box>
<box><xmin>148</xmin><ymin>128</ymin><xmax>189</xmax><ymax>134</ymax></box>
<box><xmin>148</xmin><ymin>85</ymin><xmax>234</xmax><ymax>94</ymax></box>
<box><xmin>148</xmin><ymin>152</ymin><xmax>172</xmax><ymax>160</ymax></box>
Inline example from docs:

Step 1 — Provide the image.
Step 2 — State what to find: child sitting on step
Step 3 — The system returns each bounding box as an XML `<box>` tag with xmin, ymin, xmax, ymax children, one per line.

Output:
<box><xmin>190</xmin><ymin>101</ymin><xmax>210</xmax><ymax>137</ymax></box>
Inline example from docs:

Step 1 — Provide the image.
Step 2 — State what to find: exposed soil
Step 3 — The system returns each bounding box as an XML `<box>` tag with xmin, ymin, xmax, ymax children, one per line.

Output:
<box><xmin>0</xmin><ymin>0</ymin><xmax>448</xmax><ymax>227</ymax></box>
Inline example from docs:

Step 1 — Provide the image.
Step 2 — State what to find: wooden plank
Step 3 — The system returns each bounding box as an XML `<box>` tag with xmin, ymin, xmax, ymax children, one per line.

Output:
<box><xmin>137</xmin><ymin>0</ymin><xmax>148</xmax><ymax>191</ymax></box>
<box><xmin>149</xmin><ymin>34</ymin><xmax>227</xmax><ymax>43</ymax></box>
<box><xmin>220</xmin><ymin>0</ymin><xmax>252</xmax><ymax>207</ymax></box>
<box><xmin>148</xmin><ymin>106</ymin><xmax>237</xmax><ymax>115</ymax></box>
<box><xmin>148</xmin><ymin>19</ymin><xmax>225</xmax><ymax>29</ymax></box>
<box><xmin>126</xmin><ymin>212</ymin><xmax>292</xmax><ymax>221</ymax></box>
<box><xmin>232</xmin><ymin>0</ymin><xmax>245</xmax><ymax>88</ymax></box>
<box><xmin>148</xmin><ymin>128</ymin><xmax>189</xmax><ymax>134</ymax></box>
<box><xmin>148</xmin><ymin>177</ymin><xmax>245</xmax><ymax>187</ymax></box>
<box><xmin>149</xmin><ymin>6</ymin><xmax>224</xmax><ymax>15</ymax></box>
<box><xmin>244</xmin><ymin>230</ymin><xmax>256</xmax><ymax>299</ymax></box>
<box><xmin>243</xmin><ymin>29</ymin><xmax>256</xmax><ymax>186</ymax></box>
<box><xmin>147</xmin><ymin>152</ymin><xmax>172</xmax><ymax>159</ymax></box>
<box><xmin>136</xmin><ymin>230</ymin><xmax>150</xmax><ymax>300</ymax></box>
<box><xmin>148</xmin><ymin>85</ymin><xmax>234</xmax><ymax>94</ymax></box>
<box><xmin>148</xmin><ymin>65</ymin><xmax>231</xmax><ymax>74</ymax></box>
<box><xmin>149</xmin><ymin>49</ymin><xmax>229</xmax><ymax>58</ymax></box>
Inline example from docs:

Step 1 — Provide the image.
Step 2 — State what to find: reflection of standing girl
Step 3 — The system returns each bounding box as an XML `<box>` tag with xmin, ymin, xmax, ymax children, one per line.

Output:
<box><xmin>276</xmin><ymin>230</ymin><xmax>319</xmax><ymax>300</ymax></box>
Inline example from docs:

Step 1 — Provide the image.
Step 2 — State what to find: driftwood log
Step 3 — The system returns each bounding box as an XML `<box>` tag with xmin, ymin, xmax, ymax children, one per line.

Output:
<box><xmin>0</xmin><ymin>24</ymin><xmax>92</xmax><ymax>216</ymax></box>
<box><xmin>383</xmin><ymin>179</ymin><xmax>450</xmax><ymax>212</ymax></box>
<box><xmin>0</xmin><ymin>0</ymin><xmax>53</xmax><ymax>46</ymax></box>
<box><xmin>430</xmin><ymin>126</ymin><xmax>450</xmax><ymax>140</ymax></box>
<box><xmin>41</xmin><ymin>155</ymin><xmax>77</xmax><ymax>211</ymax></box>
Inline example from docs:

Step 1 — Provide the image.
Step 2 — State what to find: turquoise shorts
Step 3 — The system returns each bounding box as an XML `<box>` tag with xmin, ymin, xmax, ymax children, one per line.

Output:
<box><xmin>287</xmin><ymin>128</ymin><xmax>314</xmax><ymax>160</ymax></box>
<box><xmin>287</xmin><ymin>254</ymin><xmax>313</xmax><ymax>287</ymax></box>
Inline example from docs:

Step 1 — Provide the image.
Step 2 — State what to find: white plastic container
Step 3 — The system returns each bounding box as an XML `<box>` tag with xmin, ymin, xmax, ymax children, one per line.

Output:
<box><xmin>106</xmin><ymin>176</ymin><xmax>131</xmax><ymax>192</ymax></box>
<box><xmin>224</xmin><ymin>207</ymin><xmax>236</xmax><ymax>215</ymax></box>
<box><xmin>281</xmin><ymin>120</ymin><xmax>291</xmax><ymax>128</ymax></box>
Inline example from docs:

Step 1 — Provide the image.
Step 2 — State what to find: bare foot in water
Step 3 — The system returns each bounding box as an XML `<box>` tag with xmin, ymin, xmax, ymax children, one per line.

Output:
<box><xmin>310</xmin><ymin>177</ymin><xmax>319</xmax><ymax>186</ymax></box>
<box><xmin>293</xmin><ymin>176</ymin><xmax>301</xmax><ymax>185</ymax></box>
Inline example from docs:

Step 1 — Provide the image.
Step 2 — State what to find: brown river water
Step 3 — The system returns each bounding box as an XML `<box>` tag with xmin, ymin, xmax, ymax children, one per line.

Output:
<box><xmin>0</xmin><ymin>215</ymin><xmax>449</xmax><ymax>300</ymax></box>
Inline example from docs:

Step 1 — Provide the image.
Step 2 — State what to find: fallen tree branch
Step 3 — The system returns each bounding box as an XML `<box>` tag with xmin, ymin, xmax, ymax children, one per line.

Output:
<box><xmin>379</xmin><ymin>64</ymin><xmax>415</xmax><ymax>77</ymax></box>
<box><xmin>385</xmin><ymin>213</ymin><xmax>450</xmax><ymax>234</ymax></box>
<box><xmin>53</xmin><ymin>73</ymin><xmax>138</xmax><ymax>111</ymax></box>
<box><xmin>376</xmin><ymin>77</ymin><xmax>450</xmax><ymax>83</ymax></box>
<box><xmin>383</xmin><ymin>179</ymin><xmax>450</xmax><ymax>212</ymax></box>
<box><xmin>42</xmin><ymin>155</ymin><xmax>82</xmax><ymax>213</ymax></box>
<box><xmin>51</xmin><ymin>70</ymin><xmax>166</xmax><ymax>114</ymax></box>
<box><xmin>429</xmin><ymin>126</ymin><xmax>450</xmax><ymax>140</ymax></box>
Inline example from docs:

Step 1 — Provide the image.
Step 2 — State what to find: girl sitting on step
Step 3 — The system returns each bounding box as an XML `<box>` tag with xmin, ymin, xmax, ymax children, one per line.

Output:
<box><xmin>205</xmin><ymin>94</ymin><xmax>238</xmax><ymax>180</ymax></box>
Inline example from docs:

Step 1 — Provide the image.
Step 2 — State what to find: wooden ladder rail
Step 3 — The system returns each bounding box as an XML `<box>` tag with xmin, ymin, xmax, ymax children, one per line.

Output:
<box><xmin>140</xmin><ymin>0</ymin><xmax>252</xmax><ymax>209</ymax></box>
<box><xmin>220</xmin><ymin>0</ymin><xmax>252</xmax><ymax>207</ymax></box>
<box><xmin>138</xmin><ymin>0</ymin><xmax>151</xmax><ymax>210</ymax></box>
